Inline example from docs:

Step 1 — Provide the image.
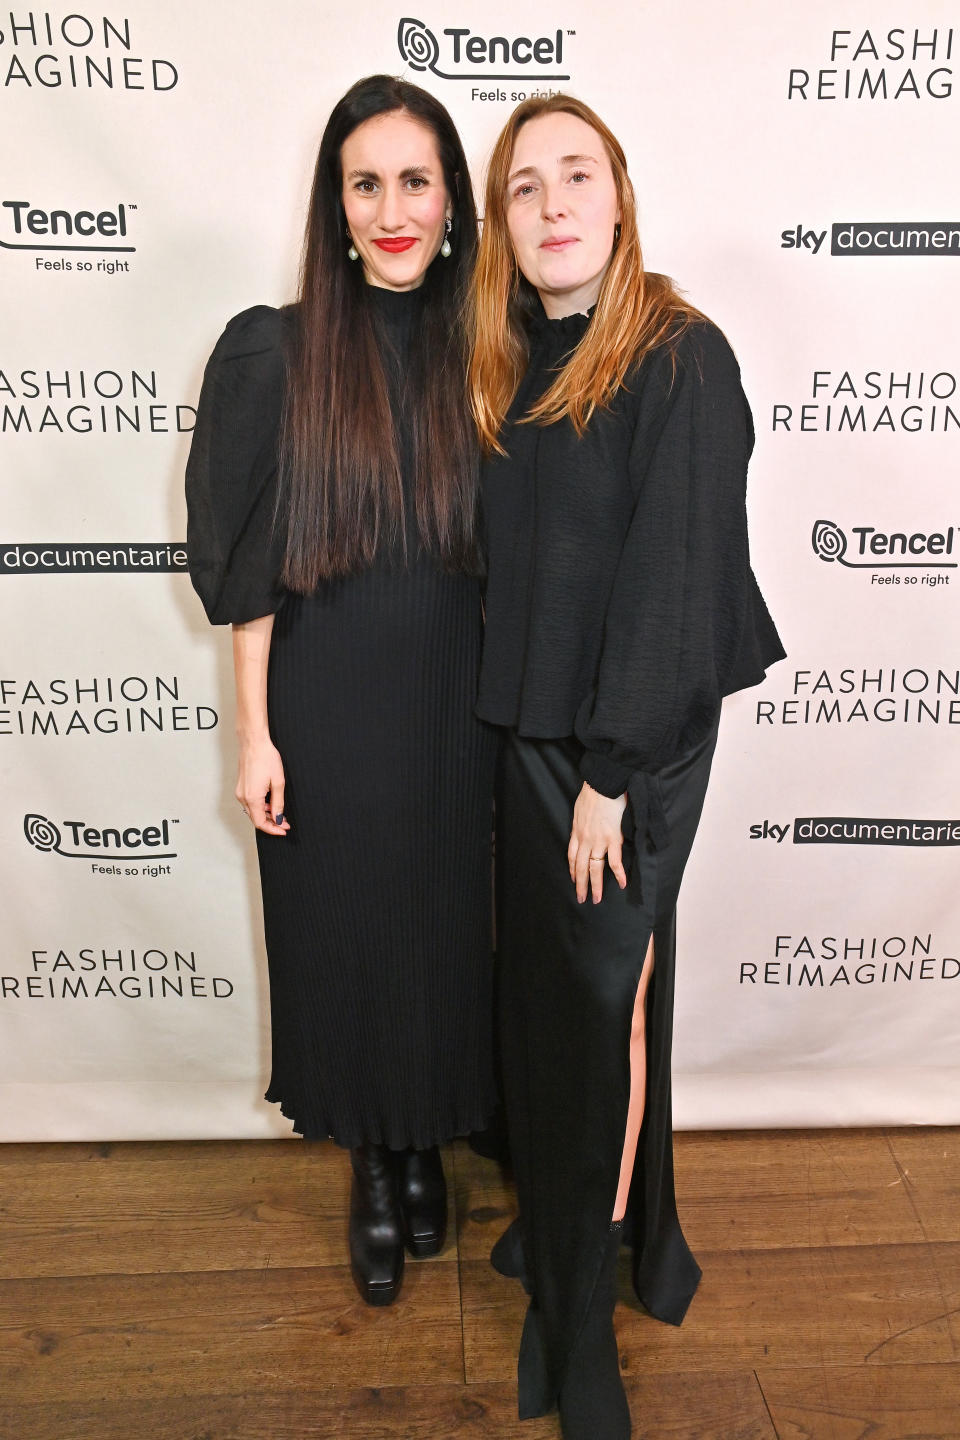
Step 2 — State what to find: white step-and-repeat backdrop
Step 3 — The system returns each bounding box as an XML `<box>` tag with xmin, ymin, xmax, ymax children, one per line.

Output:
<box><xmin>2</xmin><ymin>2</ymin><xmax>957</xmax><ymax>1139</ymax></box>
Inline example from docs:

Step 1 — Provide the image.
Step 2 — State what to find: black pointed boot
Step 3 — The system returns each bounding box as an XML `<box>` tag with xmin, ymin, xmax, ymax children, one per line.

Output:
<box><xmin>490</xmin><ymin>1215</ymin><xmax>532</xmax><ymax>1294</ymax></box>
<box><xmin>557</xmin><ymin>1221</ymin><xmax>631</xmax><ymax>1440</ymax></box>
<box><xmin>395</xmin><ymin>1145</ymin><xmax>447</xmax><ymax>1258</ymax></box>
<box><xmin>348</xmin><ymin>1142</ymin><xmax>404</xmax><ymax>1306</ymax></box>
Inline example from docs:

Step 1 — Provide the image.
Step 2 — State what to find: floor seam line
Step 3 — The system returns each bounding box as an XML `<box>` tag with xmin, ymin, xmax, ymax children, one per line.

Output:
<box><xmin>753</xmin><ymin>1367</ymin><xmax>782</xmax><ymax>1439</ymax></box>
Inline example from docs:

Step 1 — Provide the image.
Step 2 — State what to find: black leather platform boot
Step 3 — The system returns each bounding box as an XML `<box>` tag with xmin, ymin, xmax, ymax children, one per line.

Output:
<box><xmin>395</xmin><ymin>1146</ymin><xmax>447</xmax><ymax>1258</ymax></box>
<box><xmin>348</xmin><ymin>1142</ymin><xmax>404</xmax><ymax>1305</ymax></box>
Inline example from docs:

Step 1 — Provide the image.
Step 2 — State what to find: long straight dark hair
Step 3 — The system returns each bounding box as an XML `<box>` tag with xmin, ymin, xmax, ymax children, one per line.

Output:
<box><xmin>280</xmin><ymin>74</ymin><xmax>481</xmax><ymax>590</ymax></box>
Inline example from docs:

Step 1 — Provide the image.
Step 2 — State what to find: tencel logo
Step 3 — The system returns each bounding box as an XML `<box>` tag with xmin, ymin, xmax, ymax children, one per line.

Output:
<box><xmin>397</xmin><ymin>17</ymin><xmax>572</xmax><ymax>81</ymax></box>
<box><xmin>24</xmin><ymin>812</ymin><xmax>178</xmax><ymax>861</ymax></box>
<box><xmin>1</xmin><ymin>199</ymin><xmax>135</xmax><ymax>253</ymax></box>
<box><xmin>812</xmin><ymin>520</ymin><xmax>956</xmax><ymax>571</ymax></box>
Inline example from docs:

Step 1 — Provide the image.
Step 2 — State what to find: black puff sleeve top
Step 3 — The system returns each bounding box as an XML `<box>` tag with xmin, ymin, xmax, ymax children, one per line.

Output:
<box><xmin>185</xmin><ymin>306</ymin><xmax>291</xmax><ymax>625</ymax></box>
<box><xmin>476</xmin><ymin>310</ymin><xmax>786</xmax><ymax>801</ymax></box>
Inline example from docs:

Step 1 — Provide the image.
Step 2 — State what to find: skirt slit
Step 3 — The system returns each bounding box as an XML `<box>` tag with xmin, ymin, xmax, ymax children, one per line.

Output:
<box><xmin>613</xmin><ymin>935</ymin><xmax>656</xmax><ymax>1223</ymax></box>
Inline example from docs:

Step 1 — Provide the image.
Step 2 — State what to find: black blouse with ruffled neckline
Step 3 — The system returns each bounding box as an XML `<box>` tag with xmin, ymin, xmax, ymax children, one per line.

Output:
<box><xmin>476</xmin><ymin>312</ymin><xmax>785</xmax><ymax>806</ymax></box>
<box><xmin>527</xmin><ymin>300</ymin><xmax>593</xmax><ymax>338</ymax></box>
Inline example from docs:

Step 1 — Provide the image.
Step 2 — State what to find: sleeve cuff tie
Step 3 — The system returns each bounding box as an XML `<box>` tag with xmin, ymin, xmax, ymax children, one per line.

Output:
<box><xmin>626</xmin><ymin>771</ymin><xmax>670</xmax><ymax>902</ymax></box>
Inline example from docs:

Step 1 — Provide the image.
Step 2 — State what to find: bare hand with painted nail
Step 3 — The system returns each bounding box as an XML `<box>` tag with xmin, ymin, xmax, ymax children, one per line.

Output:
<box><xmin>232</xmin><ymin>615</ymin><xmax>290</xmax><ymax>837</ymax></box>
<box><xmin>567</xmin><ymin>782</ymin><xmax>628</xmax><ymax>904</ymax></box>
<box><xmin>236</xmin><ymin>735</ymin><xmax>290</xmax><ymax>836</ymax></box>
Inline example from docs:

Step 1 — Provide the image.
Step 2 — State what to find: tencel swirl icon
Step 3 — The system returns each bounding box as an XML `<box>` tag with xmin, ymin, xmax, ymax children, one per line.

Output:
<box><xmin>24</xmin><ymin>813</ymin><xmax>61</xmax><ymax>852</ymax></box>
<box><xmin>398</xmin><ymin>18</ymin><xmax>439</xmax><ymax>72</ymax></box>
<box><xmin>809</xmin><ymin>519</ymin><xmax>956</xmax><ymax>573</ymax></box>
<box><xmin>812</xmin><ymin>519</ymin><xmax>847</xmax><ymax>562</ymax></box>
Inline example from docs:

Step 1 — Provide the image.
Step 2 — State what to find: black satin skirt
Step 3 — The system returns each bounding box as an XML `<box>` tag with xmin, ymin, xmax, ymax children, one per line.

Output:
<box><xmin>495</xmin><ymin>723</ymin><xmax>719</xmax><ymax>1419</ymax></box>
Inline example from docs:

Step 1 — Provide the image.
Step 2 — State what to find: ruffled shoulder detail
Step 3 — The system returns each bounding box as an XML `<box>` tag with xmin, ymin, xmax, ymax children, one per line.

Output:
<box><xmin>184</xmin><ymin>306</ymin><xmax>292</xmax><ymax>625</ymax></box>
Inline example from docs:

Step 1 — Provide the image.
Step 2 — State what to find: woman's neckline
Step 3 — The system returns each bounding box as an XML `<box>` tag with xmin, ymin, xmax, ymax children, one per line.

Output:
<box><xmin>366</xmin><ymin>283</ymin><xmax>424</xmax><ymax>310</ymax></box>
<box><xmin>528</xmin><ymin>297</ymin><xmax>596</xmax><ymax>345</ymax></box>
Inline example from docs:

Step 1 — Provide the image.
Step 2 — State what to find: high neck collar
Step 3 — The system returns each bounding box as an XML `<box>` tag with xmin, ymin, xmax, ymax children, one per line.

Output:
<box><xmin>527</xmin><ymin>297</ymin><xmax>596</xmax><ymax>351</ymax></box>
<box><xmin>366</xmin><ymin>283</ymin><xmax>425</xmax><ymax>319</ymax></box>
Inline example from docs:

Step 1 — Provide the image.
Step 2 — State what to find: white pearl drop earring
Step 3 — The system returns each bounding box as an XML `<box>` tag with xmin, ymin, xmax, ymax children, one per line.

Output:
<box><xmin>440</xmin><ymin>217</ymin><xmax>452</xmax><ymax>258</ymax></box>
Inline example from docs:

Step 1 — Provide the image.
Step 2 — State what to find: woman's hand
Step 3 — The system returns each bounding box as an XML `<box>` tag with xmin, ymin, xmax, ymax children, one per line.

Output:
<box><xmin>231</xmin><ymin>615</ymin><xmax>288</xmax><ymax>836</ymax></box>
<box><xmin>568</xmin><ymin>782</ymin><xmax>627</xmax><ymax>904</ymax></box>
<box><xmin>236</xmin><ymin>735</ymin><xmax>290</xmax><ymax>836</ymax></box>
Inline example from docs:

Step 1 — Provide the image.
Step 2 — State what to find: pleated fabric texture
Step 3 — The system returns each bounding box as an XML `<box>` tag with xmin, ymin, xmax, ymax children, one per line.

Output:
<box><xmin>494</xmin><ymin>725</ymin><xmax>718</xmax><ymax>1418</ymax></box>
<box><xmin>256</xmin><ymin>287</ymin><xmax>498</xmax><ymax>1149</ymax></box>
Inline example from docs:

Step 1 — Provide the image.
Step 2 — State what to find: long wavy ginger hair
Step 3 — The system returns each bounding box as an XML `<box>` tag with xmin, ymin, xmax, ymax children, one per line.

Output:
<box><xmin>469</xmin><ymin>94</ymin><xmax>702</xmax><ymax>454</ymax></box>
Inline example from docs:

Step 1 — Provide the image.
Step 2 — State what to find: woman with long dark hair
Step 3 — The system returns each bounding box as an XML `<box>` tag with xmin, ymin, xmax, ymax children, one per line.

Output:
<box><xmin>470</xmin><ymin>96</ymin><xmax>784</xmax><ymax>1436</ymax></box>
<box><xmin>186</xmin><ymin>75</ymin><xmax>497</xmax><ymax>1306</ymax></box>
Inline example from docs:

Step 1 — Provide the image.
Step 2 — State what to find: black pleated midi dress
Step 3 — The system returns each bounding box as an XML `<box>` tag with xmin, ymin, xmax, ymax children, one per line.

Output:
<box><xmin>186</xmin><ymin>288</ymin><xmax>498</xmax><ymax>1150</ymax></box>
<box><xmin>477</xmin><ymin>306</ymin><xmax>785</xmax><ymax>1418</ymax></box>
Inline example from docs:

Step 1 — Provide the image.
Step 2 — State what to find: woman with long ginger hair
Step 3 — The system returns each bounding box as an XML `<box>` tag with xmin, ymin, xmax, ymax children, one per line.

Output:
<box><xmin>186</xmin><ymin>75</ymin><xmax>497</xmax><ymax>1308</ymax></box>
<box><xmin>470</xmin><ymin>95</ymin><xmax>784</xmax><ymax>1436</ymax></box>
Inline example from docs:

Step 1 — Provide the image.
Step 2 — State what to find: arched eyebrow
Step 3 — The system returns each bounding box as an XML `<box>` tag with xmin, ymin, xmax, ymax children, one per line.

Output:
<box><xmin>345</xmin><ymin>164</ymin><xmax>436</xmax><ymax>182</ymax></box>
<box><xmin>506</xmin><ymin>153</ymin><xmax>599</xmax><ymax>184</ymax></box>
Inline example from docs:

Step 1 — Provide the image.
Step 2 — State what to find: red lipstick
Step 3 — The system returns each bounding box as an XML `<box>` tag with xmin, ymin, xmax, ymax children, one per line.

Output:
<box><xmin>373</xmin><ymin>237</ymin><xmax>417</xmax><ymax>253</ymax></box>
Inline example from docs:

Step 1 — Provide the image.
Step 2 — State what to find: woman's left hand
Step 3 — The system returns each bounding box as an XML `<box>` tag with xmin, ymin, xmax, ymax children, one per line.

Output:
<box><xmin>568</xmin><ymin>782</ymin><xmax>628</xmax><ymax>904</ymax></box>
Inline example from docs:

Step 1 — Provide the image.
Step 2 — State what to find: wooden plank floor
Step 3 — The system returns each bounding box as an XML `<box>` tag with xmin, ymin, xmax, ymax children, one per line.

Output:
<box><xmin>0</xmin><ymin>1129</ymin><xmax>957</xmax><ymax>1438</ymax></box>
